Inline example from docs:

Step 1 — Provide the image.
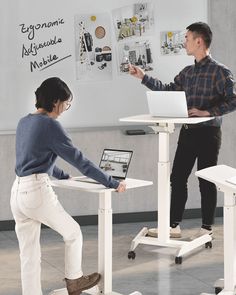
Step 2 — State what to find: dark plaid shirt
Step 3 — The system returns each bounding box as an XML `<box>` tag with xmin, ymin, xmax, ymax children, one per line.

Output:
<box><xmin>142</xmin><ymin>55</ymin><xmax>236</xmax><ymax>126</ymax></box>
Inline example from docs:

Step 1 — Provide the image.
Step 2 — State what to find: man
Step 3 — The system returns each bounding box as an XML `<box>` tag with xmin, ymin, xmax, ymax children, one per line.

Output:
<box><xmin>129</xmin><ymin>22</ymin><xmax>236</xmax><ymax>238</ymax></box>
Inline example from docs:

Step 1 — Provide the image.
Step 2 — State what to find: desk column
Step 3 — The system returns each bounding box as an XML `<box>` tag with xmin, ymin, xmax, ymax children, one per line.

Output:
<box><xmin>157</xmin><ymin>130</ymin><xmax>170</xmax><ymax>242</ymax></box>
<box><xmin>98</xmin><ymin>190</ymin><xmax>113</xmax><ymax>294</ymax></box>
<box><xmin>223</xmin><ymin>189</ymin><xmax>236</xmax><ymax>292</ymax></box>
<box><xmin>151</xmin><ymin>123</ymin><xmax>174</xmax><ymax>243</ymax></box>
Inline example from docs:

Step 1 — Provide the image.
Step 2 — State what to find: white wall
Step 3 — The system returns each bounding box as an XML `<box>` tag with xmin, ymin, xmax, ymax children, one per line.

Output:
<box><xmin>4</xmin><ymin>0</ymin><xmax>231</xmax><ymax>222</ymax></box>
<box><xmin>1</xmin><ymin>0</ymin><xmax>207</xmax><ymax>130</ymax></box>
<box><xmin>209</xmin><ymin>0</ymin><xmax>236</xmax><ymax>178</ymax></box>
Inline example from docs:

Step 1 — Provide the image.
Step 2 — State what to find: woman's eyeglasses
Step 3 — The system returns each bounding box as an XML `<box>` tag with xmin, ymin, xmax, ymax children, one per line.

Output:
<box><xmin>65</xmin><ymin>97</ymin><xmax>73</xmax><ymax>111</ymax></box>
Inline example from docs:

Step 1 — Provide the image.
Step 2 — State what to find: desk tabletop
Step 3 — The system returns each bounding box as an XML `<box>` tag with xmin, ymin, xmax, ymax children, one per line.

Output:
<box><xmin>196</xmin><ymin>165</ymin><xmax>236</xmax><ymax>191</ymax></box>
<box><xmin>51</xmin><ymin>177</ymin><xmax>153</xmax><ymax>193</ymax></box>
<box><xmin>120</xmin><ymin>114</ymin><xmax>214</xmax><ymax>124</ymax></box>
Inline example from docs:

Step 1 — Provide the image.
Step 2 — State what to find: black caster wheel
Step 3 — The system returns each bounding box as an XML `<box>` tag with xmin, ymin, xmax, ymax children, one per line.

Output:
<box><xmin>215</xmin><ymin>287</ymin><xmax>223</xmax><ymax>294</ymax></box>
<box><xmin>128</xmin><ymin>251</ymin><xmax>136</xmax><ymax>260</ymax></box>
<box><xmin>205</xmin><ymin>241</ymin><xmax>212</xmax><ymax>248</ymax></box>
<box><xmin>175</xmin><ymin>256</ymin><xmax>182</xmax><ymax>264</ymax></box>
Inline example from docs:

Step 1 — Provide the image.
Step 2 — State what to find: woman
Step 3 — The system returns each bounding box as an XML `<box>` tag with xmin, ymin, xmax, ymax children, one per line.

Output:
<box><xmin>10</xmin><ymin>77</ymin><xmax>126</xmax><ymax>295</ymax></box>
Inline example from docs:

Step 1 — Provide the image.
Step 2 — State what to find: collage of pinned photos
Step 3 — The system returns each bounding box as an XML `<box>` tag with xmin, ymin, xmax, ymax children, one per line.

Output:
<box><xmin>113</xmin><ymin>2</ymin><xmax>155</xmax><ymax>76</ymax></box>
<box><xmin>74</xmin><ymin>13</ymin><xmax>113</xmax><ymax>81</ymax></box>
<box><xmin>74</xmin><ymin>2</ymin><xmax>185</xmax><ymax>81</ymax></box>
<box><xmin>160</xmin><ymin>31</ymin><xmax>186</xmax><ymax>55</ymax></box>
<box><xmin>74</xmin><ymin>2</ymin><xmax>156</xmax><ymax>81</ymax></box>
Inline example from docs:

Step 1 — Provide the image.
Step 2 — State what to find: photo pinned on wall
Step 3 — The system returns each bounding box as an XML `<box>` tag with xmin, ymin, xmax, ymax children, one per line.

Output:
<box><xmin>117</xmin><ymin>39</ymin><xmax>154</xmax><ymax>75</ymax></box>
<box><xmin>160</xmin><ymin>31</ymin><xmax>186</xmax><ymax>55</ymax></box>
<box><xmin>74</xmin><ymin>13</ymin><xmax>113</xmax><ymax>81</ymax></box>
<box><xmin>112</xmin><ymin>2</ymin><xmax>155</xmax><ymax>42</ymax></box>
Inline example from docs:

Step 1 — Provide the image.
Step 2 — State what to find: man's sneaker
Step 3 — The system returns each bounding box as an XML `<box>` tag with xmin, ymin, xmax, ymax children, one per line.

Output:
<box><xmin>190</xmin><ymin>228</ymin><xmax>213</xmax><ymax>240</ymax></box>
<box><xmin>170</xmin><ymin>225</ymin><xmax>181</xmax><ymax>238</ymax></box>
<box><xmin>147</xmin><ymin>228</ymin><xmax>158</xmax><ymax>237</ymax></box>
<box><xmin>147</xmin><ymin>225</ymin><xmax>181</xmax><ymax>238</ymax></box>
<box><xmin>65</xmin><ymin>272</ymin><xmax>101</xmax><ymax>295</ymax></box>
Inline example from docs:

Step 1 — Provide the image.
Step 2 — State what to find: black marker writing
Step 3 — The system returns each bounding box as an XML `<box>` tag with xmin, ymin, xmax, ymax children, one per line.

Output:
<box><xmin>19</xmin><ymin>18</ymin><xmax>65</xmax><ymax>40</ymax></box>
<box><xmin>30</xmin><ymin>54</ymin><xmax>72</xmax><ymax>72</ymax></box>
<box><xmin>40</xmin><ymin>54</ymin><xmax>72</xmax><ymax>71</ymax></box>
<box><xmin>22</xmin><ymin>36</ymin><xmax>62</xmax><ymax>57</ymax></box>
<box><xmin>30</xmin><ymin>54</ymin><xmax>58</xmax><ymax>72</ymax></box>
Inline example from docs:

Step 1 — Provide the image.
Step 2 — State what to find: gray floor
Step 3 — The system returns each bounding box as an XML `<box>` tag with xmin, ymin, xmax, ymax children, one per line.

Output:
<box><xmin>0</xmin><ymin>218</ymin><xmax>224</xmax><ymax>295</ymax></box>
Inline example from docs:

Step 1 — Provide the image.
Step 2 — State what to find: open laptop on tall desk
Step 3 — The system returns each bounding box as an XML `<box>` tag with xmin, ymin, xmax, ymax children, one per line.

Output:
<box><xmin>147</xmin><ymin>91</ymin><xmax>188</xmax><ymax>118</ymax></box>
<box><xmin>74</xmin><ymin>149</ymin><xmax>133</xmax><ymax>184</ymax></box>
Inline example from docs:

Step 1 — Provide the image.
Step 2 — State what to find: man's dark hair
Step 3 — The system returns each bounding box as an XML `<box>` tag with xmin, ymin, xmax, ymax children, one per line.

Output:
<box><xmin>35</xmin><ymin>77</ymin><xmax>72</xmax><ymax>112</ymax></box>
<box><xmin>186</xmin><ymin>22</ymin><xmax>212</xmax><ymax>49</ymax></box>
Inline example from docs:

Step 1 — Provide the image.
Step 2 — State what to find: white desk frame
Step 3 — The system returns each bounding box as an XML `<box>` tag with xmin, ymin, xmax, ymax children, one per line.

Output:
<box><xmin>49</xmin><ymin>177</ymin><xmax>152</xmax><ymax>295</ymax></box>
<box><xmin>120</xmin><ymin>114</ymin><xmax>214</xmax><ymax>263</ymax></box>
<box><xmin>196</xmin><ymin>165</ymin><xmax>236</xmax><ymax>295</ymax></box>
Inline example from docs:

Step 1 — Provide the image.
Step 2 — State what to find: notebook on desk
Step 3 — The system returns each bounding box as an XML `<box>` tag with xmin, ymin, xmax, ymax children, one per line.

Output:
<box><xmin>147</xmin><ymin>91</ymin><xmax>188</xmax><ymax>118</ymax></box>
<box><xmin>74</xmin><ymin>149</ymin><xmax>133</xmax><ymax>184</ymax></box>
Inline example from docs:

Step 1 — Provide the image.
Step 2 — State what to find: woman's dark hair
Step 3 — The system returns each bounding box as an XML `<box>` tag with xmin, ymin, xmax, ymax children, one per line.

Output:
<box><xmin>35</xmin><ymin>77</ymin><xmax>72</xmax><ymax>112</ymax></box>
<box><xmin>186</xmin><ymin>22</ymin><xmax>212</xmax><ymax>49</ymax></box>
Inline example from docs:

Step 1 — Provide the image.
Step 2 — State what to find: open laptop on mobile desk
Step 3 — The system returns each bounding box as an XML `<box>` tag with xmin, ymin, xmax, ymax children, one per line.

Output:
<box><xmin>74</xmin><ymin>148</ymin><xmax>133</xmax><ymax>184</ymax></box>
<box><xmin>147</xmin><ymin>91</ymin><xmax>188</xmax><ymax>118</ymax></box>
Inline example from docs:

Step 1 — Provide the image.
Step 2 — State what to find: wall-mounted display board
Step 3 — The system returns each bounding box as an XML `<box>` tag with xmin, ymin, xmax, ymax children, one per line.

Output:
<box><xmin>0</xmin><ymin>0</ymin><xmax>207</xmax><ymax>130</ymax></box>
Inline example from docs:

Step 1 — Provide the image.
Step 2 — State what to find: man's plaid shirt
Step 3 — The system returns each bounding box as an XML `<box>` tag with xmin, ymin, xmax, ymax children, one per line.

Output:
<box><xmin>142</xmin><ymin>55</ymin><xmax>236</xmax><ymax>126</ymax></box>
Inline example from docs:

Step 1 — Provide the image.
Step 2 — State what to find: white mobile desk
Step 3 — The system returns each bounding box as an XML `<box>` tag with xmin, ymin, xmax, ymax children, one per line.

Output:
<box><xmin>49</xmin><ymin>177</ymin><xmax>152</xmax><ymax>295</ymax></box>
<box><xmin>120</xmin><ymin>114</ymin><xmax>214</xmax><ymax>264</ymax></box>
<box><xmin>196</xmin><ymin>165</ymin><xmax>236</xmax><ymax>295</ymax></box>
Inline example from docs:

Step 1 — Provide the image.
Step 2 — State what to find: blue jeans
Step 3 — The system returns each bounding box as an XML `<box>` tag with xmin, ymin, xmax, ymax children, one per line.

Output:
<box><xmin>170</xmin><ymin>126</ymin><xmax>222</xmax><ymax>226</ymax></box>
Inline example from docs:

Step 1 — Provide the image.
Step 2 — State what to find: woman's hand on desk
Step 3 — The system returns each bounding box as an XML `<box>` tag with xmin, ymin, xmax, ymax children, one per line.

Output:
<box><xmin>116</xmin><ymin>181</ymin><xmax>126</xmax><ymax>193</ymax></box>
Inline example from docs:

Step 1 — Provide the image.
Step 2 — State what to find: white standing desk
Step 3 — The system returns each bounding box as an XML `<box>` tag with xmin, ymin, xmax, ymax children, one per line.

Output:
<box><xmin>120</xmin><ymin>114</ymin><xmax>214</xmax><ymax>264</ymax></box>
<box><xmin>49</xmin><ymin>177</ymin><xmax>152</xmax><ymax>295</ymax></box>
<box><xmin>196</xmin><ymin>165</ymin><xmax>236</xmax><ymax>295</ymax></box>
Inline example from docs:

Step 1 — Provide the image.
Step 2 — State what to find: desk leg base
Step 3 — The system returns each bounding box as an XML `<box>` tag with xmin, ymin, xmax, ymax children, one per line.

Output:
<box><xmin>200</xmin><ymin>278</ymin><xmax>236</xmax><ymax>295</ymax></box>
<box><xmin>129</xmin><ymin>227</ymin><xmax>212</xmax><ymax>263</ymax></box>
<box><xmin>49</xmin><ymin>286</ymin><xmax>99</xmax><ymax>295</ymax></box>
<box><xmin>201</xmin><ymin>292</ymin><xmax>235</xmax><ymax>295</ymax></box>
<box><xmin>48</xmin><ymin>287</ymin><xmax>127</xmax><ymax>295</ymax></box>
<box><xmin>176</xmin><ymin>234</ymin><xmax>212</xmax><ymax>257</ymax></box>
<box><xmin>213</xmin><ymin>278</ymin><xmax>236</xmax><ymax>295</ymax></box>
<box><xmin>48</xmin><ymin>288</ymin><xmax>68</xmax><ymax>295</ymax></box>
<box><xmin>214</xmin><ymin>278</ymin><xmax>224</xmax><ymax>289</ymax></box>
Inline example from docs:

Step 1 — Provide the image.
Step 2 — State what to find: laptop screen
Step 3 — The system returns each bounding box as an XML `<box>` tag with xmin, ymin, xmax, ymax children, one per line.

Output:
<box><xmin>99</xmin><ymin>149</ymin><xmax>133</xmax><ymax>180</ymax></box>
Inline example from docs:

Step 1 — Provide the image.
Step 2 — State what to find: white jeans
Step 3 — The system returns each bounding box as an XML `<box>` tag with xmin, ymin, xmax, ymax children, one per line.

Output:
<box><xmin>10</xmin><ymin>174</ymin><xmax>83</xmax><ymax>295</ymax></box>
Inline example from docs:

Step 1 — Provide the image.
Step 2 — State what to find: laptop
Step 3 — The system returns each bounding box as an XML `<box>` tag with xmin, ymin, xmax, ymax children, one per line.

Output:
<box><xmin>147</xmin><ymin>91</ymin><xmax>188</xmax><ymax>118</ymax></box>
<box><xmin>74</xmin><ymin>149</ymin><xmax>133</xmax><ymax>184</ymax></box>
